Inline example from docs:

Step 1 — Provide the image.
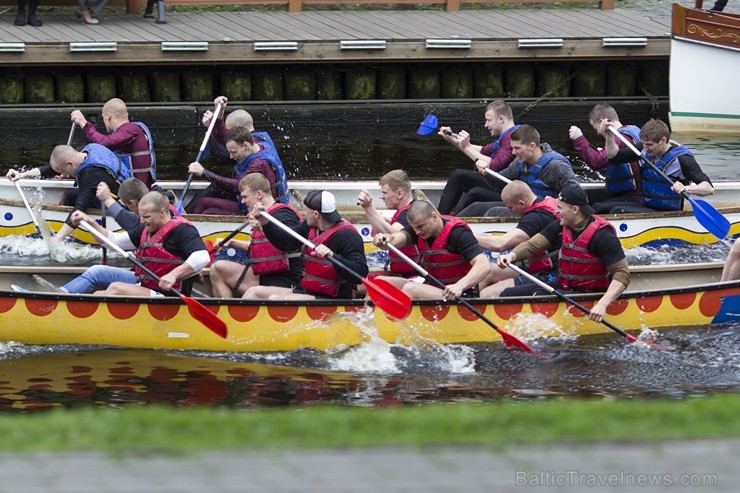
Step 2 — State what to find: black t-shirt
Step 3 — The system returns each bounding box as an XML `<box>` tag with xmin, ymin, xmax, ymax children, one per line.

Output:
<box><xmin>539</xmin><ymin>217</ymin><xmax>625</xmax><ymax>267</ymax></box>
<box><xmin>403</xmin><ymin>219</ymin><xmax>483</xmax><ymax>262</ymax></box>
<box><xmin>516</xmin><ymin>199</ymin><xmax>559</xmax><ymax>238</ymax></box>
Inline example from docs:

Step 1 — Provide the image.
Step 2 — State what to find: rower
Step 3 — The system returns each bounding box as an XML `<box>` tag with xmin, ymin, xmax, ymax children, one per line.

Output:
<box><xmin>373</xmin><ymin>200</ymin><xmax>489</xmax><ymax>301</ymax></box>
<box><xmin>71</xmin><ymin>98</ymin><xmax>157</xmax><ymax>189</ymax></box>
<box><xmin>496</xmin><ymin>184</ymin><xmax>630</xmax><ymax>323</ymax></box>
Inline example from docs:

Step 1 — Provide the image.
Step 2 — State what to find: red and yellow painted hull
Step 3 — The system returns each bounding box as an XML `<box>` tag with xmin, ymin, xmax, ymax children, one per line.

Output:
<box><xmin>1</xmin><ymin>280</ymin><xmax>738</xmax><ymax>353</ymax></box>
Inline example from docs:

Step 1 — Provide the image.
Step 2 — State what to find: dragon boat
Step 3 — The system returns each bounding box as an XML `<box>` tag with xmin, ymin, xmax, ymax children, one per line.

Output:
<box><xmin>0</xmin><ymin>262</ymin><xmax>736</xmax><ymax>353</ymax></box>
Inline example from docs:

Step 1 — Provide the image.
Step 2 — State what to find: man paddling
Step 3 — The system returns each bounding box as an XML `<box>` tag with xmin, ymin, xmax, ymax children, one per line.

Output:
<box><xmin>245</xmin><ymin>189</ymin><xmax>368</xmax><ymax>300</ymax></box>
<box><xmin>604</xmin><ymin>119</ymin><xmax>715</xmax><ymax>214</ymax></box>
<box><xmin>496</xmin><ymin>184</ymin><xmax>630</xmax><ymax>323</ymax></box>
<box><xmin>6</xmin><ymin>143</ymin><xmax>132</xmax><ymax>243</ymax></box>
<box><xmin>60</xmin><ymin>191</ymin><xmax>208</xmax><ymax>296</ymax></box>
<box><xmin>70</xmin><ymin>98</ymin><xmax>157</xmax><ymax>188</ymax></box>
<box><xmin>373</xmin><ymin>200</ymin><xmax>489</xmax><ymax>301</ymax></box>
<box><xmin>209</xmin><ymin>173</ymin><xmax>303</xmax><ymax>298</ymax></box>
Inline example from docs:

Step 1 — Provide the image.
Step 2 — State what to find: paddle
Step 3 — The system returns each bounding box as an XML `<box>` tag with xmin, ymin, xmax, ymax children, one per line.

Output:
<box><xmin>484</xmin><ymin>168</ymin><xmax>512</xmax><ymax>185</ymax></box>
<box><xmin>14</xmin><ymin>180</ymin><xmax>45</xmax><ymax>239</ymax></box>
<box><xmin>416</xmin><ymin>114</ymin><xmax>460</xmax><ymax>138</ymax></box>
<box><xmin>208</xmin><ymin>219</ymin><xmax>251</xmax><ymax>256</ymax></box>
<box><xmin>385</xmin><ymin>243</ymin><xmax>537</xmax><ymax>353</ymax></box>
<box><xmin>101</xmin><ymin>202</ymin><xmax>107</xmax><ymax>265</ymax></box>
<box><xmin>66</xmin><ymin>122</ymin><xmax>76</xmax><ymax>146</ymax></box>
<box><xmin>176</xmin><ymin>103</ymin><xmax>223</xmax><ymax>214</ymax></box>
<box><xmin>503</xmin><ymin>262</ymin><xmax>664</xmax><ymax>348</ymax></box>
<box><xmin>78</xmin><ymin>221</ymin><xmax>228</xmax><ymax>339</ymax></box>
<box><xmin>259</xmin><ymin>210</ymin><xmax>412</xmax><ymax>319</ymax></box>
<box><xmin>607</xmin><ymin>125</ymin><xmax>730</xmax><ymax>240</ymax></box>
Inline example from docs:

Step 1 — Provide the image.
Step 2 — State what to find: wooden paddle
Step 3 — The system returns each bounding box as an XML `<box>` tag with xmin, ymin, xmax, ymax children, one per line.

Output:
<box><xmin>78</xmin><ymin>221</ymin><xmax>228</xmax><ymax>339</ymax></box>
<box><xmin>385</xmin><ymin>243</ymin><xmax>538</xmax><ymax>353</ymax></box>
<box><xmin>607</xmin><ymin>125</ymin><xmax>730</xmax><ymax>240</ymax></box>
<box><xmin>260</xmin><ymin>210</ymin><xmax>412</xmax><ymax>319</ymax></box>
<box><xmin>504</xmin><ymin>262</ymin><xmax>668</xmax><ymax>349</ymax></box>
<box><xmin>176</xmin><ymin>103</ymin><xmax>223</xmax><ymax>214</ymax></box>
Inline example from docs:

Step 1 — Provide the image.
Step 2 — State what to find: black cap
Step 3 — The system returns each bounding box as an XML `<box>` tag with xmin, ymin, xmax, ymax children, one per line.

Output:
<box><xmin>558</xmin><ymin>184</ymin><xmax>595</xmax><ymax>216</ymax></box>
<box><xmin>304</xmin><ymin>189</ymin><xmax>342</xmax><ymax>223</ymax></box>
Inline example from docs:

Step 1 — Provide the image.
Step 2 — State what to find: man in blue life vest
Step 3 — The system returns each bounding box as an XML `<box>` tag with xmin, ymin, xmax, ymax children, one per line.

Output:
<box><xmin>246</xmin><ymin>189</ymin><xmax>368</xmax><ymax>300</ymax></box>
<box><xmin>497</xmin><ymin>184</ymin><xmax>630</xmax><ymax>323</ymax></box>
<box><xmin>604</xmin><ymin>119</ymin><xmax>715</xmax><ymax>214</ymax></box>
<box><xmin>70</xmin><ymin>98</ymin><xmax>157</xmax><ymax>189</ymax></box>
<box><xmin>201</xmin><ymin>95</ymin><xmax>265</xmax><ymax>168</ymax></box>
<box><xmin>437</xmin><ymin>100</ymin><xmax>519</xmax><ymax>215</ymax></box>
<box><xmin>373</xmin><ymin>200</ymin><xmax>490</xmax><ymax>300</ymax></box>
<box><xmin>476</xmin><ymin>180</ymin><xmax>560</xmax><ymax>298</ymax></box>
<box><xmin>356</xmin><ymin>169</ymin><xmax>419</xmax><ymax>278</ymax></box>
<box><xmin>186</xmin><ymin>126</ymin><xmax>289</xmax><ymax>215</ymax></box>
<box><xmin>210</xmin><ymin>173</ymin><xmax>303</xmax><ymax>298</ymax></box>
<box><xmin>569</xmin><ymin>103</ymin><xmax>642</xmax><ymax>213</ymax></box>
<box><xmin>63</xmin><ymin>191</ymin><xmax>209</xmax><ymax>297</ymax></box>
<box><xmin>6</xmin><ymin>143</ymin><xmax>132</xmax><ymax>243</ymax></box>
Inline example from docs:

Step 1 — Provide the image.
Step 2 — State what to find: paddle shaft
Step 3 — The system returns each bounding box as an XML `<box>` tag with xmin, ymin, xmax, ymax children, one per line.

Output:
<box><xmin>385</xmin><ymin>243</ymin><xmax>537</xmax><ymax>352</ymax></box>
<box><xmin>260</xmin><ymin>210</ymin><xmax>365</xmax><ymax>284</ymax></box>
<box><xmin>484</xmin><ymin>168</ymin><xmax>512</xmax><ymax>185</ymax></box>
<box><xmin>14</xmin><ymin>181</ymin><xmax>41</xmax><ymax>232</ymax></box>
<box><xmin>66</xmin><ymin>122</ymin><xmax>76</xmax><ymax>146</ymax></box>
<box><xmin>210</xmin><ymin>219</ymin><xmax>251</xmax><ymax>253</ymax></box>
<box><xmin>177</xmin><ymin>103</ymin><xmax>223</xmax><ymax>210</ymax></box>
<box><xmin>505</xmin><ymin>262</ymin><xmax>636</xmax><ymax>341</ymax></box>
<box><xmin>101</xmin><ymin>203</ymin><xmax>107</xmax><ymax>265</ymax></box>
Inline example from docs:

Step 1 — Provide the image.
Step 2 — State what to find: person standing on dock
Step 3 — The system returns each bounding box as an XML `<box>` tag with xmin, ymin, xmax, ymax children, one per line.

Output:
<box><xmin>437</xmin><ymin>100</ymin><xmax>519</xmax><ymax>215</ymax></box>
<box><xmin>476</xmin><ymin>180</ymin><xmax>560</xmax><ymax>298</ymax></box>
<box><xmin>70</xmin><ymin>98</ymin><xmax>157</xmax><ymax>189</ymax></box>
<box><xmin>569</xmin><ymin>104</ymin><xmax>642</xmax><ymax>214</ymax></box>
<box><xmin>245</xmin><ymin>190</ymin><xmax>368</xmax><ymax>301</ymax></box>
<box><xmin>209</xmin><ymin>173</ymin><xmax>303</xmax><ymax>298</ymax></box>
<box><xmin>605</xmin><ymin>119</ymin><xmax>715</xmax><ymax>214</ymax></box>
<box><xmin>64</xmin><ymin>191</ymin><xmax>209</xmax><ymax>297</ymax></box>
<box><xmin>373</xmin><ymin>200</ymin><xmax>490</xmax><ymax>301</ymax></box>
<box><xmin>6</xmin><ymin>143</ymin><xmax>131</xmax><ymax>243</ymax></box>
<box><xmin>496</xmin><ymin>184</ymin><xmax>630</xmax><ymax>323</ymax></box>
<box><xmin>356</xmin><ymin>169</ymin><xmax>419</xmax><ymax>278</ymax></box>
<box><xmin>76</xmin><ymin>0</ymin><xmax>106</xmax><ymax>25</ymax></box>
<box><xmin>186</xmin><ymin>126</ymin><xmax>289</xmax><ymax>215</ymax></box>
<box><xmin>14</xmin><ymin>0</ymin><xmax>43</xmax><ymax>27</ymax></box>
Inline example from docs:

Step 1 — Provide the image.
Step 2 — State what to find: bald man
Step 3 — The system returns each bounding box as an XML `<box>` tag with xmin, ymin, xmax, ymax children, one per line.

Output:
<box><xmin>70</xmin><ymin>98</ymin><xmax>157</xmax><ymax>188</ymax></box>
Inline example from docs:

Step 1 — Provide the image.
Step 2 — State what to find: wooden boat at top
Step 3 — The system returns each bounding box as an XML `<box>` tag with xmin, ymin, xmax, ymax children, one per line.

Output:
<box><xmin>1</xmin><ymin>178</ymin><xmax>739</xmax><ymax>252</ymax></box>
<box><xmin>0</xmin><ymin>262</ymin><xmax>736</xmax><ymax>353</ymax></box>
<box><xmin>669</xmin><ymin>3</ymin><xmax>740</xmax><ymax>134</ymax></box>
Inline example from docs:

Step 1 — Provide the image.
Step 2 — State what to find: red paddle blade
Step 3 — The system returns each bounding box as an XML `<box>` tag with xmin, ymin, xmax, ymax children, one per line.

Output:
<box><xmin>499</xmin><ymin>331</ymin><xmax>538</xmax><ymax>353</ymax></box>
<box><xmin>363</xmin><ymin>278</ymin><xmax>412</xmax><ymax>319</ymax></box>
<box><xmin>180</xmin><ymin>294</ymin><xmax>228</xmax><ymax>338</ymax></box>
<box><xmin>205</xmin><ymin>240</ymin><xmax>216</xmax><ymax>263</ymax></box>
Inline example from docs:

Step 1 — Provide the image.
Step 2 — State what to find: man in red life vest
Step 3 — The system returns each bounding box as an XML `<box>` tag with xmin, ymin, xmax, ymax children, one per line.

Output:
<box><xmin>210</xmin><ymin>173</ymin><xmax>303</xmax><ymax>298</ymax></box>
<box><xmin>246</xmin><ymin>189</ymin><xmax>368</xmax><ymax>300</ymax></box>
<box><xmin>373</xmin><ymin>201</ymin><xmax>490</xmax><ymax>300</ymax></box>
<box><xmin>70</xmin><ymin>191</ymin><xmax>209</xmax><ymax>297</ymax></box>
<box><xmin>497</xmin><ymin>184</ymin><xmax>630</xmax><ymax>323</ymax></box>
<box><xmin>356</xmin><ymin>169</ymin><xmax>419</xmax><ymax>278</ymax></box>
<box><xmin>476</xmin><ymin>180</ymin><xmax>560</xmax><ymax>297</ymax></box>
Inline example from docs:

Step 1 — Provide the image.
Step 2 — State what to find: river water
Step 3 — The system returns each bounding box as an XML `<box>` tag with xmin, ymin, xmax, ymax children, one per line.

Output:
<box><xmin>1</xmin><ymin>99</ymin><xmax>738</xmax><ymax>413</ymax></box>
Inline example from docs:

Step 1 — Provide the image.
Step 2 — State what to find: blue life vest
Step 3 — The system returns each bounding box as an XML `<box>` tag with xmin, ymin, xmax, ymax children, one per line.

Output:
<box><xmin>115</xmin><ymin>122</ymin><xmax>157</xmax><ymax>182</ymax></box>
<box><xmin>641</xmin><ymin>143</ymin><xmax>693</xmax><ymax>211</ymax></box>
<box><xmin>517</xmin><ymin>148</ymin><xmax>571</xmax><ymax>198</ymax></box>
<box><xmin>605</xmin><ymin>125</ymin><xmax>641</xmax><ymax>194</ymax></box>
<box><xmin>491</xmin><ymin>124</ymin><xmax>520</xmax><ymax>154</ymax></box>
<box><xmin>77</xmin><ymin>143</ymin><xmax>132</xmax><ymax>184</ymax></box>
<box><xmin>235</xmin><ymin>132</ymin><xmax>289</xmax><ymax>205</ymax></box>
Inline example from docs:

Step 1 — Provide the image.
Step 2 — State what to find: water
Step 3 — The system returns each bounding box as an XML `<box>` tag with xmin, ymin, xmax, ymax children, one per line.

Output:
<box><xmin>0</xmin><ymin>323</ymin><xmax>737</xmax><ymax>413</ymax></box>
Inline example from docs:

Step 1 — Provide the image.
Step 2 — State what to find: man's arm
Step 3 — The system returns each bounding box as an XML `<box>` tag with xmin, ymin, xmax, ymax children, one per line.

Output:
<box><xmin>476</xmin><ymin>228</ymin><xmax>529</xmax><ymax>252</ymax></box>
<box><xmin>446</xmin><ymin>253</ymin><xmax>489</xmax><ymax>299</ymax></box>
<box><xmin>82</xmin><ymin>122</ymin><xmax>137</xmax><ymax>150</ymax></box>
<box><xmin>674</xmin><ymin>154</ymin><xmax>714</xmax><ymax>196</ymax></box>
<box><xmin>357</xmin><ymin>189</ymin><xmax>399</xmax><ymax>235</ymax></box>
<box><xmin>328</xmin><ymin>229</ymin><xmax>369</xmax><ymax>280</ymax></box>
<box><xmin>590</xmin><ymin>276</ymin><xmax>628</xmax><ymax>323</ymax></box>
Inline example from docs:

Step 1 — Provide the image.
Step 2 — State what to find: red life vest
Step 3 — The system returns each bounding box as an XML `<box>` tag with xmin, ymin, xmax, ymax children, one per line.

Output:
<box><xmin>134</xmin><ymin>216</ymin><xmax>193</xmax><ymax>292</ymax></box>
<box><xmin>558</xmin><ymin>215</ymin><xmax>614</xmax><ymax>292</ymax></box>
<box><xmin>417</xmin><ymin>216</ymin><xmax>472</xmax><ymax>285</ymax></box>
<box><xmin>519</xmin><ymin>196</ymin><xmax>559</xmax><ymax>274</ymax></box>
<box><xmin>300</xmin><ymin>220</ymin><xmax>357</xmax><ymax>297</ymax></box>
<box><xmin>251</xmin><ymin>203</ymin><xmax>302</xmax><ymax>275</ymax></box>
<box><xmin>386</xmin><ymin>203</ymin><xmax>420</xmax><ymax>275</ymax></box>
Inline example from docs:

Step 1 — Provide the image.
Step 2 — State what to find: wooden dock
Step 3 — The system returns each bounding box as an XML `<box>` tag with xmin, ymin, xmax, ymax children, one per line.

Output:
<box><xmin>0</xmin><ymin>9</ymin><xmax>671</xmax><ymax>66</ymax></box>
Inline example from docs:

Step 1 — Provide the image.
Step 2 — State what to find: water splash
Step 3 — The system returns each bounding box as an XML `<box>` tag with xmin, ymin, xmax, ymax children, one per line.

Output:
<box><xmin>0</xmin><ymin>235</ymin><xmax>103</xmax><ymax>264</ymax></box>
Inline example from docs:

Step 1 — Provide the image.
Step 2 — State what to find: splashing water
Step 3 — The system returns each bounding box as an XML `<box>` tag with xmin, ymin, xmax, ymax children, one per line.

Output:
<box><xmin>0</xmin><ymin>235</ymin><xmax>104</xmax><ymax>264</ymax></box>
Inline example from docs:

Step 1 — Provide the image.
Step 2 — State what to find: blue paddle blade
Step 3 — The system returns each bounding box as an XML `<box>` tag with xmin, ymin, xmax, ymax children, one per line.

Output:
<box><xmin>416</xmin><ymin>114</ymin><xmax>438</xmax><ymax>136</ymax></box>
<box><xmin>688</xmin><ymin>196</ymin><xmax>731</xmax><ymax>240</ymax></box>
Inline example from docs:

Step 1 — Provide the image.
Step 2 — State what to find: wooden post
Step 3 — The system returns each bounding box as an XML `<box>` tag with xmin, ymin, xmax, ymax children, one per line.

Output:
<box><xmin>127</xmin><ymin>0</ymin><xmax>143</xmax><ymax>14</ymax></box>
<box><xmin>445</xmin><ymin>0</ymin><xmax>460</xmax><ymax>11</ymax></box>
<box><xmin>600</xmin><ymin>0</ymin><xmax>615</xmax><ymax>9</ymax></box>
<box><xmin>288</xmin><ymin>0</ymin><xmax>302</xmax><ymax>13</ymax></box>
